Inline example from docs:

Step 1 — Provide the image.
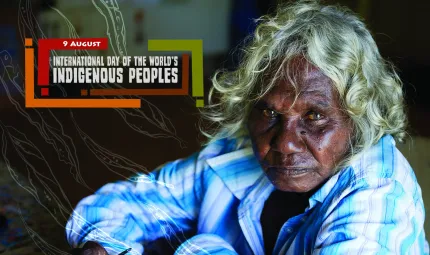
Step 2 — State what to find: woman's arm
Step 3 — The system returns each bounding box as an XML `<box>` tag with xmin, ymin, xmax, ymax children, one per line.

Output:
<box><xmin>66</xmin><ymin>152</ymin><xmax>205</xmax><ymax>255</ymax></box>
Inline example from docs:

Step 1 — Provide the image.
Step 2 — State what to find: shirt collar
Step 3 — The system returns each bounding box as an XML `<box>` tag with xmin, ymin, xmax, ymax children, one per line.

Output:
<box><xmin>308</xmin><ymin>134</ymin><xmax>396</xmax><ymax>208</ymax></box>
<box><xmin>206</xmin><ymin>134</ymin><xmax>396</xmax><ymax>209</ymax></box>
<box><xmin>205</xmin><ymin>137</ymin><xmax>342</xmax><ymax>209</ymax></box>
<box><xmin>206</xmin><ymin>145</ymin><xmax>268</xmax><ymax>200</ymax></box>
<box><xmin>307</xmin><ymin>169</ymin><xmax>343</xmax><ymax>209</ymax></box>
<box><xmin>205</xmin><ymin>138</ymin><xmax>343</xmax><ymax>207</ymax></box>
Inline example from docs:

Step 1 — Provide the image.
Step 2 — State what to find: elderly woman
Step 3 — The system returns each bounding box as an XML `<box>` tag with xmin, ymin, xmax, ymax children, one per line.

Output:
<box><xmin>67</xmin><ymin>1</ymin><xmax>428</xmax><ymax>254</ymax></box>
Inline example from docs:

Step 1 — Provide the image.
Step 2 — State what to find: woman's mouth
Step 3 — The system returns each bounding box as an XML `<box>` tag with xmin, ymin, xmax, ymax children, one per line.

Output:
<box><xmin>267</xmin><ymin>167</ymin><xmax>311</xmax><ymax>176</ymax></box>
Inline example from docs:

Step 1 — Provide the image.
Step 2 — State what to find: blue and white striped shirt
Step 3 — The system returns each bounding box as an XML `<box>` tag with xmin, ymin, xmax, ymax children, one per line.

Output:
<box><xmin>66</xmin><ymin>135</ymin><xmax>428</xmax><ymax>254</ymax></box>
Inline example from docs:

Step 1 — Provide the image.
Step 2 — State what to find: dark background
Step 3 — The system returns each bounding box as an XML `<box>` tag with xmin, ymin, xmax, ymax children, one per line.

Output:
<box><xmin>0</xmin><ymin>0</ymin><xmax>429</xmax><ymax>253</ymax></box>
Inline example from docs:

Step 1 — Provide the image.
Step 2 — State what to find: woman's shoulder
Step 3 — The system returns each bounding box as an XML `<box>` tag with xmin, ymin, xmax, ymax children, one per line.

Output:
<box><xmin>313</xmin><ymin>135</ymin><xmax>422</xmax><ymax>208</ymax></box>
<box><xmin>348</xmin><ymin>135</ymin><xmax>419</xmax><ymax>189</ymax></box>
<box><xmin>311</xmin><ymin>135</ymin><xmax>427</xmax><ymax>254</ymax></box>
<box><xmin>322</xmin><ymin>134</ymin><xmax>424</xmax><ymax>212</ymax></box>
<box><xmin>198</xmin><ymin>134</ymin><xmax>252</xmax><ymax>161</ymax></box>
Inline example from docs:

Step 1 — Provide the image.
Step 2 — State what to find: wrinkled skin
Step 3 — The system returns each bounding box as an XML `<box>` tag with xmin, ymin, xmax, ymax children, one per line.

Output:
<box><xmin>247</xmin><ymin>60</ymin><xmax>353</xmax><ymax>193</ymax></box>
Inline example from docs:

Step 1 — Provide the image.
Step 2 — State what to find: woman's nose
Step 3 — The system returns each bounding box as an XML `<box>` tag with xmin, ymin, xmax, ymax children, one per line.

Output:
<box><xmin>271</xmin><ymin>120</ymin><xmax>306</xmax><ymax>154</ymax></box>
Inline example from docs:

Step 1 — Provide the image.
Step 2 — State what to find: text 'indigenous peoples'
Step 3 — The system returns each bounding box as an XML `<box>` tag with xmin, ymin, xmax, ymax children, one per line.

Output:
<box><xmin>50</xmin><ymin>56</ymin><xmax>179</xmax><ymax>84</ymax></box>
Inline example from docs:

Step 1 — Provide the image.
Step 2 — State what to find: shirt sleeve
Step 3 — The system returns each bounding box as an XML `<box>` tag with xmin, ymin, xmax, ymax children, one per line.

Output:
<box><xmin>313</xmin><ymin>177</ymin><xmax>428</xmax><ymax>255</ymax></box>
<box><xmin>174</xmin><ymin>234</ymin><xmax>239</xmax><ymax>255</ymax></box>
<box><xmin>65</xmin><ymin>151</ymin><xmax>206</xmax><ymax>255</ymax></box>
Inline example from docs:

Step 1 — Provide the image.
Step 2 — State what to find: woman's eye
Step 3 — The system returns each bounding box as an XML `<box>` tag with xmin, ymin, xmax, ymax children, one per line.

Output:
<box><xmin>262</xmin><ymin>109</ymin><xmax>278</xmax><ymax>119</ymax></box>
<box><xmin>305</xmin><ymin>111</ymin><xmax>324</xmax><ymax>121</ymax></box>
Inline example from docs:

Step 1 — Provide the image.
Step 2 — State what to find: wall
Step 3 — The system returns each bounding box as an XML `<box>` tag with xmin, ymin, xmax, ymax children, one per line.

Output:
<box><xmin>40</xmin><ymin>0</ymin><xmax>231</xmax><ymax>56</ymax></box>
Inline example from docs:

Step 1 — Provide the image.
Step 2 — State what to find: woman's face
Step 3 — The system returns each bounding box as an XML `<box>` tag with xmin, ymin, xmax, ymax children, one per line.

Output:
<box><xmin>247</xmin><ymin>62</ymin><xmax>352</xmax><ymax>193</ymax></box>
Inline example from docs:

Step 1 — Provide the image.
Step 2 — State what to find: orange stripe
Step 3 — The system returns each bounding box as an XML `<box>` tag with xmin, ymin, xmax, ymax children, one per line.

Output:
<box><xmin>25</xmin><ymin>48</ymin><xmax>35</xmax><ymax>108</ymax></box>
<box><xmin>81</xmin><ymin>89</ymin><xmax>88</xmax><ymax>96</ymax></box>
<box><xmin>25</xmin><ymin>38</ymin><xmax>32</xmax><ymax>47</ymax></box>
<box><xmin>25</xmin><ymin>99</ymin><xmax>140</xmax><ymax>108</ymax></box>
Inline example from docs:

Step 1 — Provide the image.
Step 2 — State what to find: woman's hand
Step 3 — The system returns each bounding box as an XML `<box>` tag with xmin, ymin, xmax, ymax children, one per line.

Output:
<box><xmin>71</xmin><ymin>241</ymin><xmax>108</xmax><ymax>255</ymax></box>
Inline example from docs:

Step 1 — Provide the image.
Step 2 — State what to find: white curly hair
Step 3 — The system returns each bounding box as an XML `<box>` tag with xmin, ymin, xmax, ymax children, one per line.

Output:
<box><xmin>201</xmin><ymin>0</ymin><xmax>407</xmax><ymax>167</ymax></box>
